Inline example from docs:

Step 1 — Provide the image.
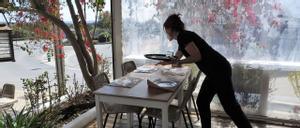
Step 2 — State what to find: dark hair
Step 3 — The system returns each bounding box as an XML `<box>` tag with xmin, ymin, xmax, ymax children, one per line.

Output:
<box><xmin>163</xmin><ymin>14</ymin><xmax>185</xmax><ymax>32</ymax></box>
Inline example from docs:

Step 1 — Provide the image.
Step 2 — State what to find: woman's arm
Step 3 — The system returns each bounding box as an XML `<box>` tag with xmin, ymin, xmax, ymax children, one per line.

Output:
<box><xmin>174</xmin><ymin>50</ymin><xmax>183</xmax><ymax>60</ymax></box>
<box><xmin>156</xmin><ymin>50</ymin><xmax>183</xmax><ymax>65</ymax></box>
<box><xmin>177</xmin><ymin>41</ymin><xmax>202</xmax><ymax>64</ymax></box>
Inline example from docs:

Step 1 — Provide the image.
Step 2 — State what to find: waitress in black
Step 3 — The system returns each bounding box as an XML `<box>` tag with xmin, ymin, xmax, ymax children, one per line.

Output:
<box><xmin>160</xmin><ymin>14</ymin><xmax>252</xmax><ymax>128</ymax></box>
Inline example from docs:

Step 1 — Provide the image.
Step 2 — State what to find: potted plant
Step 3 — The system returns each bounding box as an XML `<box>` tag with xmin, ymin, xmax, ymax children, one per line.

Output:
<box><xmin>232</xmin><ymin>64</ymin><xmax>270</xmax><ymax>115</ymax></box>
<box><xmin>213</xmin><ymin>63</ymin><xmax>271</xmax><ymax>116</ymax></box>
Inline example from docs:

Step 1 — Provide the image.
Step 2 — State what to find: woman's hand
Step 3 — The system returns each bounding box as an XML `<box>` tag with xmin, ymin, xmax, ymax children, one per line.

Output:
<box><xmin>156</xmin><ymin>60</ymin><xmax>172</xmax><ymax>65</ymax></box>
<box><xmin>172</xmin><ymin>61</ymin><xmax>182</xmax><ymax>67</ymax></box>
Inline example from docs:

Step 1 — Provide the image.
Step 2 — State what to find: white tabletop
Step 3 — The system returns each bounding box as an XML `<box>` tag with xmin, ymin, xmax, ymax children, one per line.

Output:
<box><xmin>94</xmin><ymin>65</ymin><xmax>191</xmax><ymax>128</ymax></box>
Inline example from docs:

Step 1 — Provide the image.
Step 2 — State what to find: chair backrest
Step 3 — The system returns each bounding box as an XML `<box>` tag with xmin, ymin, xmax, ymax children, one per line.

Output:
<box><xmin>93</xmin><ymin>72</ymin><xmax>112</xmax><ymax>112</ymax></box>
<box><xmin>122</xmin><ymin>61</ymin><xmax>137</xmax><ymax>76</ymax></box>
<box><xmin>2</xmin><ymin>83</ymin><xmax>15</xmax><ymax>99</ymax></box>
<box><xmin>194</xmin><ymin>70</ymin><xmax>201</xmax><ymax>83</ymax></box>
<box><xmin>94</xmin><ymin>72</ymin><xmax>110</xmax><ymax>90</ymax></box>
<box><xmin>179</xmin><ymin>71</ymin><xmax>201</xmax><ymax>109</ymax></box>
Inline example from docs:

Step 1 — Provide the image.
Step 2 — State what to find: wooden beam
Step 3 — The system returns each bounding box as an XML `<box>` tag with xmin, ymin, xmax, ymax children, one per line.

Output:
<box><xmin>111</xmin><ymin>0</ymin><xmax>123</xmax><ymax>79</ymax></box>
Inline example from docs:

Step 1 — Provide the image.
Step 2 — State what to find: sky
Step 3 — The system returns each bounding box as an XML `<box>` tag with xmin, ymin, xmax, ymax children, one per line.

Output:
<box><xmin>60</xmin><ymin>0</ymin><xmax>111</xmax><ymax>22</ymax></box>
<box><xmin>1</xmin><ymin>0</ymin><xmax>300</xmax><ymax>23</ymax></box>
<box><xmin>0</xmin><ymin>0</ymin><xmax>111</xmax><ymax>24</ymax></box>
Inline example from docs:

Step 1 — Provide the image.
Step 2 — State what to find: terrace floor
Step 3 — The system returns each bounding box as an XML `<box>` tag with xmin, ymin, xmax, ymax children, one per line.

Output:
<box><xmin>85</xmin><ymin>113</ymin><xmax>293</xmax><ymax>128</ymax></box>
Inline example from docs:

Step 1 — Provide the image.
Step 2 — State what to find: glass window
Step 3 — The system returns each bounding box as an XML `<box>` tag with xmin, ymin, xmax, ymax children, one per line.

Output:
<box><xmin>121</xmin><ymin>0</ymin><xmax>300</xmax><ymax>121</ymax></box>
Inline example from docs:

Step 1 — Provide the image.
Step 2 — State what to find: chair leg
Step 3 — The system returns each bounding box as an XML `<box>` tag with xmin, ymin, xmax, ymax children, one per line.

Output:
<box><xmin>137</xmin><ymin>113</ymin><xmax>142</xmax><ymax>128</ymax></box>
<box><xmin>148</xmin><ymin>117</ymin><xmax>153</xmax><ymax>128</ymax></box>
<box><xmin>191</xmin><ymin>96</ymin><xmax>200</xmax><ymax>121</ymax></box>
<box><xmin>152</xmin><ymin>118</ymin><xmax>157</xmax><ymax>128</ymax></box>
<box><xmin>120</xmin><ymin>113</ymin><xmax>123</xmax><ymax>119</ymax></box>
<box><xmin>103</xmin><ymin>114</ymin><xmax>109</xmax><ymax>128</ymax></box>
<box><xmin>185</xmin><ymin>106</ymin><xmax>194</xmax><ymax>128</ymax></box>
<box><xmin>172</xmin><ymin>122</ymin><xmax>175</xmax><ymax>128</ymax></box>
<box><xmin>112</xmin><ymin>113</ymin><xmax>119</xmax><ymax>128</ymax></box>
<box><xmin>181</xmin><ymin>110</ymin><xmax>189</xmax><ymax>128</ymax></box>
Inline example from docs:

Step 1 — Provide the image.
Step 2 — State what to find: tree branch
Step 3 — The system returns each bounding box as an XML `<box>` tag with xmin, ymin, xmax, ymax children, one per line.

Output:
<box><xmin>75</xmin><ymin>0</ymin><xmax>99</xmax><ymax>75</ymax></box>
<box><xmin>29</xmin><ymin>0</ymin><xmax>96</xmax><ymax>90</ymax></box>
<box><xmin>66</xmin><ymin>0</ymin><xmax>95</xmax><ymax>75</ymax></box>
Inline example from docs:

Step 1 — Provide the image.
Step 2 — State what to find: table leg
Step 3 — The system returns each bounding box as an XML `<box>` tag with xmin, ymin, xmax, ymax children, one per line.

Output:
<box><xmin>96</xmin><ymin>95</ymin><xmax>103</xmax><ymax>128</ymax></box>
<box><xmin>178</xmin><ymin>87</ymin><xmax>184</xmax><ymax>127</ymax></box>
<box><xmin>127</xmin><ymin>113</ymin><xmax>133</xmax><ymax>128</ymax></box>
<box><xmin>162</xmin><ymin>104</ymin><xmax>169</xmax><ymax>128</ymax></box>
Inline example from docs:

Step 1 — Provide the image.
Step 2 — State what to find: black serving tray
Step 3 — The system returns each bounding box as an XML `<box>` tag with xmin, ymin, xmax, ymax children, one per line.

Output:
<box><xmin>144</xmin><ymin>54</ymin><xmax>172</xmax><ymax>61</ymax></box>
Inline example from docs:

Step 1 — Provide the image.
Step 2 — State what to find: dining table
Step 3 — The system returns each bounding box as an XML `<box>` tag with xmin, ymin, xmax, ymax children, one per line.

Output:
<box><xmin>94</xmin><ymin>64</ymin><xmax>191</xmax><ymax>128</ymax></box>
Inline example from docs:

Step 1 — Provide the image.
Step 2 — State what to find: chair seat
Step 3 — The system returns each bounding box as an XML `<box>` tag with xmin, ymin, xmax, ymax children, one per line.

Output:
<box><xmin>143</xmin><ymin>105</ymin><xmax>181</xmax><ymax>122</ymax></box>
<box><xmin>103</xmin><ymin>103</ymin><xmax>143</xmax><ymax>114</ymax></box>
<box><xmin>174</xmin><ymin>90</ymin><xmax>195</xmax><ymax>101</ymax></box>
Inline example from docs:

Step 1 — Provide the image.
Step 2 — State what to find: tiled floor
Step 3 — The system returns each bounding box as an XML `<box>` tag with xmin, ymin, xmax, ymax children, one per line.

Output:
<box><xmin>86</xmin><ymin>114</ymin><xmax>293</xmax><ymax>128</ymax></box>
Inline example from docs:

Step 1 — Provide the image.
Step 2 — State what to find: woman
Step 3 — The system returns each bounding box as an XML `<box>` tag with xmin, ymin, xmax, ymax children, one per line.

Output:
<box><xmin>160</xmin><ymin>14</ymin><xmax>252</xmax><ymax>128</ymax></box>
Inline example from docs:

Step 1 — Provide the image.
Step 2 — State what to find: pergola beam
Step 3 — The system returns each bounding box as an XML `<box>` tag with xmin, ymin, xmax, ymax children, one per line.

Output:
<box><xmin>111</xmin><ymin>0</ymin><xmax>123</xmax><ymax>79</ymax></box>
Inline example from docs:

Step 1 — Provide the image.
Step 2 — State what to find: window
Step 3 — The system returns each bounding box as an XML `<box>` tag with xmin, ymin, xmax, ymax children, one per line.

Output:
<box><xmin>121</xmin><ymin>0</ymin><xmax>300</xmax><ymax>121</ymax></box>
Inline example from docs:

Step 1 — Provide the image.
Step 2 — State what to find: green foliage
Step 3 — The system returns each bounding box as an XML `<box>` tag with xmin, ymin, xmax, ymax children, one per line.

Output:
<box><xmin>231</xmin><ymin>64</ymin><xmax>270</xmax><ymax>109</ymax></box>
<box><xmin>288</xmin><ymin>72</ymin><xmax>300</xmax><ymax>99</ymax></box>
<box><xmin>21</xmin><ymin>71</ymin><xmax>68</xmax><ymax>113</ymax></box>
<box><xmin>232</xmin><ymin>64</ymin><xmax>270</xmax><ymax>93</ymax></box>
<box><xmin>98</xmin><ymin>11</ymin><xmax>111</xmax><ymax>32</ymax></box>
<box><xmin>0</xmin><ymin>107</ymin><xmax>59</xmax><ymax>128</ymax></box>
<box><xmin>98</xmin><ymin>31</ymin><xmax>111</xmax><ymax>42</ymax></box>
<box><xmin>65</xmin><ymin>73</ymin><xmax>89</xmax><ymax>103</ymax></box>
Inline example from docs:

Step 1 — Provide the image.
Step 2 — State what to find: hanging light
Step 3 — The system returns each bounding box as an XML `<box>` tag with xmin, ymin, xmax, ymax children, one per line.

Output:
<box><xmin>0</xmin><ymin>4</ymin><xmax>15</xmax><ymax>62</ymax></box>
<box><xmin>0</xmin><ymin>25</ymin><xmax>14</xmax><ymax>62</ymax></box>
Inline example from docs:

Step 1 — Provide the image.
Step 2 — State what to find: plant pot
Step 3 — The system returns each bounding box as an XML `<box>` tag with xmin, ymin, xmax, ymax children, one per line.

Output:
<box><xmin>232</xmin><ymin>64</ymin><xmax>270</xmax><ymax>115</ymax></box>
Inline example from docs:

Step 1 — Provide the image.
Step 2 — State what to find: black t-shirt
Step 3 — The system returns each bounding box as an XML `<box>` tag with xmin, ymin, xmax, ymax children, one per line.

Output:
<box><xmin>177</xmin><ymin>30</ymin><xmax>231</xmax><ymax>76</ymax></box>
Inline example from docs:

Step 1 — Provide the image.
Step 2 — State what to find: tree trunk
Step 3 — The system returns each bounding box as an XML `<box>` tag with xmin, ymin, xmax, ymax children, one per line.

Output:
<box><xmin>19</xmin><ymin>0</ymin><xmax>100</xmax><ymax>91</ymax></box>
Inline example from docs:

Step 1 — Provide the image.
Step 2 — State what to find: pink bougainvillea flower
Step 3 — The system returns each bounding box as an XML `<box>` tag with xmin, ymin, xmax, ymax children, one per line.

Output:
<box><xmin>59</xmin><ymin>31</ymin><xmax>65</xmax><ymax>39</ymax></box>
<box><xmin>96</xmin><ymin>54</ymin><xmax>103</xmax><ymax>62</ymax></box>
<box><xmin>40</xmin><ymin>16</ymin><xmax>48</xmax><ymax>23</ymax></box>
<box><xmin>56</xmin><ymin>54</ymin><xmax>65</xmax><ymax>59</ymax></box>
<box><xmin>273</xmin><ymin>3</ymin><xmax>282</xmax><ymax>11</ymax></box>
<box><xmin>208</xmin><ymin>11</ymin><xmax>216</xmax><ymax>23</ymax></box>
<box><xmin>242</xmin><ymin>0</ymin><xmax>249</xmax><ymax>5</ymax></box>
<box><xmin>42</xmin><ymin>44</ymin><xmax>49</xmax><ymax>52</ymax></box>
<box><xmin>47</xmin><ymin>7</ymin><xmax>54</xmax><ymax>14</ymax></box>
<box><xmin>234</xmin><ymin>0</ymin><xmax>240</xmax><ymax>7</ymax></box>
<box><xmin>230</xmin><ymin>31</ymin><xmax>240</xmax><ymax>42</ymax></box>
<box><xmin>48</xmin><ymin>0</ymin><xmax>56</xmax><ymax>4</ymax></box>
<box><xmin>56</xmin><ymin>44</ymin><xmax>64</xmax><ymax>49</ymax></box>
<box><xmin>245</xmin><ymin>6</ymin><xmax>257</xmax><ymax>25</ymax></box>
<box><xmin>225</xmin><ymin>0</ymin><xmax>231</xmax><ymax>9</ymax></box>
<box><xmin>43</xmin><ymin>31</ymin><xmax>50</xmax><ymax>38</ymax></box>
<box><xmin>155</xmin><ymin>0</ymin><xmax>163</xmax><ymax>9</ymax></box>
<box><xmin>191</xmin><ymin>17</ymin><xmax>202</xmax><ymax>25</ymax></box>
<box><xmin>34</xmin><ymin>28</ymin><xmax>41</xmax><ymax>34</ymax></box>
<box><xmin>18</xmin><ymin>11</ymin><xmax>23</xmax><ymax>17</ymax></box>
<box><xmin>85</xmin><ymin>40</ymin><xmax>90</xmax><ymax>47</ymax></box>
<box><xmin>233</xmin><ymin>8</ymin><xmax>238</xmax><ymax>17</ymax></box>
<box><xmin>51</xmin><ymin>33</ymin><xmax>60</xmax><ymax>41</ymax></box>
<box><xmin>80</xmin><ymin>0</ymin><xmax>85</xmax><ymax>4</ymax></box>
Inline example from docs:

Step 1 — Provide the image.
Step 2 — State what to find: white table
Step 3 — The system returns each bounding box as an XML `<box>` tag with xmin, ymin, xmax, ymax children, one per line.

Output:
<box><xmin>94</xmin><ymin>65</ymin><xmax>191</xmax><ymax>128</ymax></box>
<box><xmin>0</xmin><ymin>97</ymin><xmax>17</xmax><ymax>111</ymax></box>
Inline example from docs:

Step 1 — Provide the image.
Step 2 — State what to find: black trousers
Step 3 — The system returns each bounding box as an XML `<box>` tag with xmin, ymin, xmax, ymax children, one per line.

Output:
<box><xmin>196</xmin><ymin>74</ymin><xmax>252</xmax><ymax>128</ymax></box>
